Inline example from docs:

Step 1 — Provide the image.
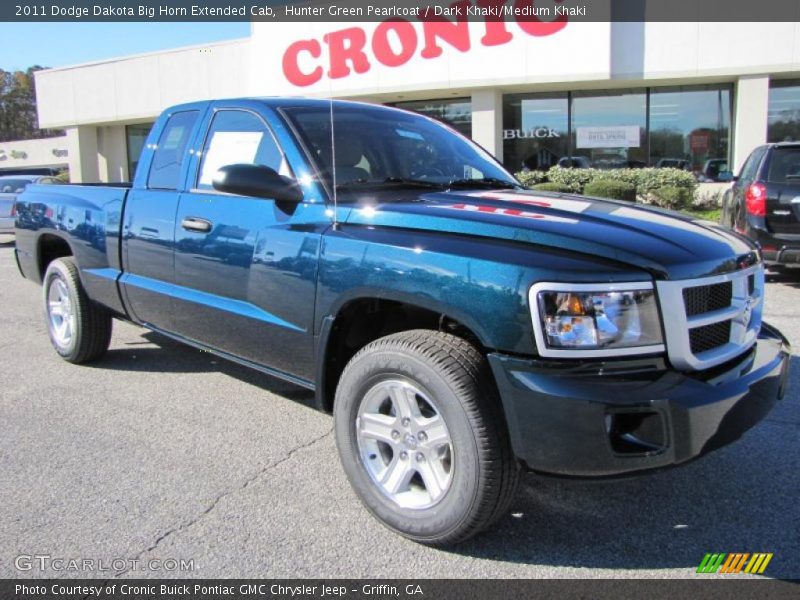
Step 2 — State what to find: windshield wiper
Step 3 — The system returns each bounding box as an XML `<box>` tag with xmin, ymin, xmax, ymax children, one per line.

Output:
<box><xmin>383</xmin><ymin>177</ymin><xmax>448</xmax><ymax>188</ymax></box>
<box><xmin>445</xmin><ymin>177</ymin><xmax>522</xmax><ymax>190</ymax></box>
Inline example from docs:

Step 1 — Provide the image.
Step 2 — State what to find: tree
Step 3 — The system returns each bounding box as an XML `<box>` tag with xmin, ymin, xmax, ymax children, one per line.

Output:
<box><xmin>0</xmin><ymin>66</ymin><xmax>63</xmax><ymax>142</ymax></box>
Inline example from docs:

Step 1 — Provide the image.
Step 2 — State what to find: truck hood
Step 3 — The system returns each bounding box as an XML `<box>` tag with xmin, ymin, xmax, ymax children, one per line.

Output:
<box><xmin>342</xmin><ymin>189</ymin><xmax>757</xmax><ymax>280</ymax></box>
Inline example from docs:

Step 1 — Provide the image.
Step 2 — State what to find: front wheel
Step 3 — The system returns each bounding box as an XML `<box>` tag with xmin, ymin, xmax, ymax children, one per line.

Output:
<box><xmin>334</xmin><ymin>330</ymin><xmax>519</xmax><ymax>545</ymax></box>
<box><xmin>43</xmin><ymin>257</ymin><xmax>112</xmax><ymax>363</ymax></box>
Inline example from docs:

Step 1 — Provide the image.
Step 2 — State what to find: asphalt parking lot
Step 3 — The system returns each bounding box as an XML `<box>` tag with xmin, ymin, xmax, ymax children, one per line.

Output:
<box><xmin>0</xmin><ymin>238</ymin><xmax>798</xmax><ymax>580</ymax></box>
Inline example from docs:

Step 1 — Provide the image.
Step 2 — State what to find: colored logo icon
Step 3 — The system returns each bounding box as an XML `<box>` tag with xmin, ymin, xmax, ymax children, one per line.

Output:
<box><xmin>697</xmin><ymin>553</ymin><xmax>773</xmax><ymax>574</ymax></box>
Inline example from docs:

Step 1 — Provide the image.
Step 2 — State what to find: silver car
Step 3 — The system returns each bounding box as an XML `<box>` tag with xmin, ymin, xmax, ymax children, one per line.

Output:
<box><xmin>0</xmin><ymin>174</ymin><xmax>62</xmax><ymax>235</ymax></box>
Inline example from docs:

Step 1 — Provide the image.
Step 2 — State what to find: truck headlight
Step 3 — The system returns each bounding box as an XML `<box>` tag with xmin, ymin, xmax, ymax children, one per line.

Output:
<box><xmin>529</xmin><ymin>282</ymin><xmax>665</xmax><ymax>358</ymax></box>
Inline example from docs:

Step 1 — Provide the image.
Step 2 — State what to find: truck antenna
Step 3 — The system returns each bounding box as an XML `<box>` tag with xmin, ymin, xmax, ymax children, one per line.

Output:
<box><xmin>329</xmin><ymin>97</ymin><xmax>338</xmax><ymax>228</ymax></box>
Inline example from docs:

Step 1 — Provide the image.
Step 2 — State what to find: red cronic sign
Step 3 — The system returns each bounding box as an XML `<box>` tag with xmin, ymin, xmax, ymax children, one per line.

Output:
<box><xmin>281</xmin><ymin>0</ymin><xmax>568</xmax><ymax>87</ymax></box>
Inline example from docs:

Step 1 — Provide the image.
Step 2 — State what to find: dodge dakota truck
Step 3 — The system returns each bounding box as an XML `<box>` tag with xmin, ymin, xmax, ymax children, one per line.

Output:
<box><xmin>14</xmin><ymin>98</ymin><xmax>790</xmax><ymax>545</ymax></box>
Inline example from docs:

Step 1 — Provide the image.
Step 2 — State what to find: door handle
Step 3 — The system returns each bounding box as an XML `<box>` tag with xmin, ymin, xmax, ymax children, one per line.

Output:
<box><xmin>181</xmin><ymin>217</ymin><xmax>213</xmax><ymax>233</ymax></box>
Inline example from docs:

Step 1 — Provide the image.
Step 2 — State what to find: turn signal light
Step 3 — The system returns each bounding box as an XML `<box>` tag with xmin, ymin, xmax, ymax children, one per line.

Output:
<box><xmin>745</xmin><ymin>183</ymin><xmax>767</xmax><ymax>216</ymax></box>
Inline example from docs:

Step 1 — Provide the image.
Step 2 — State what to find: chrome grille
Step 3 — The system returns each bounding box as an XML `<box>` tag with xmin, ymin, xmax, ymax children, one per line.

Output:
<box><xmin>656</xmin><ymin>265</ymin><xmax>764</xmax><ymax>371</ymax></box>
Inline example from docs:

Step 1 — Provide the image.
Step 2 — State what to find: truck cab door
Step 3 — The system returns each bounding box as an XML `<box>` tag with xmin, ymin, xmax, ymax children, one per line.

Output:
<box><xmin>121</xmin><ymin>108</ymin><xmax>204</xmax><ymax>330</ymax></box>
<box><xmin>171</xmin><ymin>105</ymin><xmax>324</xmax><ymax>383</ymax></box>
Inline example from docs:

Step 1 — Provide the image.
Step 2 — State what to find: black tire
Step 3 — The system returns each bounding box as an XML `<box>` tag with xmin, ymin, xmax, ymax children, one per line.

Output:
<box><xmin>43</xmin><ymin>257</ymin><xmax>112</xmax><ymax>363</ymax></box>
<box><xmin>334</xmin><ymin>330</ymin><xmax>519</xmax><ymax>545</ymax></box>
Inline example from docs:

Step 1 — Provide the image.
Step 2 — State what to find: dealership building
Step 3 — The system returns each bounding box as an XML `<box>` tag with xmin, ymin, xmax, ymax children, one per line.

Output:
<box><xmin>32</xmin><ymin>18</ymin><xmax>800</xmax><ymax>183</ymax></box>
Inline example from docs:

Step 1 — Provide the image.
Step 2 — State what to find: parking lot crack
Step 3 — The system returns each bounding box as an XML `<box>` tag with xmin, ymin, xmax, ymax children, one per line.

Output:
<box><xmin>115</xmin><ymin>427</ymin><xmax>333</xmax><ymax>577</ymax></box>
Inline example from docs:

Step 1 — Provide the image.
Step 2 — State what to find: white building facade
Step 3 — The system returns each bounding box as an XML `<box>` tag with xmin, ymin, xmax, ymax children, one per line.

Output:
<box><xmin>33</xmin><ymin>18</ymin><xmax>800</xmax><ymax>183</ymax></box>
<box><xmin>0</xmin><ymin>136</ymin><xmax>69</xmax><ymax>174</ymax></box>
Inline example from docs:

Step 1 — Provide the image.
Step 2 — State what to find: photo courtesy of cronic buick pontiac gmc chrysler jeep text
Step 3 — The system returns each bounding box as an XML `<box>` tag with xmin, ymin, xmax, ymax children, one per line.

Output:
<box><xmin>13</xmin><ymin>99</ymin><xmax>791</xmax><ymax>545</ymax></box>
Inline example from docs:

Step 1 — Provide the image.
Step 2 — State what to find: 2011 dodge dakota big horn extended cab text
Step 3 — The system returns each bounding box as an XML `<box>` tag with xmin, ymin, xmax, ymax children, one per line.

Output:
<box><xmin>14</xmin><ymin>99</ymin><xmax>791</xmax><ymax>544</ymax></box>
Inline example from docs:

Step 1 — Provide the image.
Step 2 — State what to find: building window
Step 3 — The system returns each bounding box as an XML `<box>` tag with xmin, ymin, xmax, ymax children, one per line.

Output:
<box><xmin>500</xmin><ymin>84</ymin><xmax>732</xmax><ymax>177</ymax></box>
<box><xmin>503</xmin><ymin>93</ymin><xmax>568</xmax><ymax>171</ymax></box>
<box><xmin>571</xmin><ymin>89</ymin><xmax>647</xmax><ymax>169</ymax></box>
<box><xmin>649</xmin><ymin>85</ymin><xmax>731</xmax><ymax>180</ymax></box>
<box><xmin>392</xmin><ymin>98</ymin><xmax>472</xmax><ymax>138</ymax></box>
<box><xmin>126</xmin><ymin>122</ymin><xmax>154</xmax><ymax>179</ymax></box>
<box><xmin>768</xmin><ymin>80</ymin><xmax>800</xmax><ymax>143</ymax></box>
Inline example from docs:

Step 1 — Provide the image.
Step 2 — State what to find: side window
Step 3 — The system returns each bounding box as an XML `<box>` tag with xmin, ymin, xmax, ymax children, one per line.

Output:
<box><xmin>197</xmin><ymin>110</ymin><xmax>285</xmax><ymax>191</ymax></box>
<box><xmin>740</xmin><ymin>147</ymin><xmax>766</xmax><ymax>181</ymax></box>
<box><xmin>147</xmin><ymin>110</ymin><xmax>199</xmax><ymax>190</ymax></box>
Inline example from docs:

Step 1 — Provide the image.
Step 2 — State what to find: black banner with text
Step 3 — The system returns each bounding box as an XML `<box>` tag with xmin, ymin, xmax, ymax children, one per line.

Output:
<box><xmin>3</xmin><ymin>579</ymin><xmax>800</xmax><ymax>600</ymax></box>
<box><xmin>4</xmin><ymin>0</ymin><xmax>800</xmax><ymax>23</ymax></box>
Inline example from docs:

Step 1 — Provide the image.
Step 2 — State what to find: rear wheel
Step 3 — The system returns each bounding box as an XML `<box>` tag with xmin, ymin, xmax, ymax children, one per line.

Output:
<box><xmin>334</xmin><ymin>330</ymin><xmax>519</xmax><ymax>545</ymax></box>
<box><xmin>43</xmin><ymin>257</ymin><xmax>112</xmax><ymax>363</ymax></box>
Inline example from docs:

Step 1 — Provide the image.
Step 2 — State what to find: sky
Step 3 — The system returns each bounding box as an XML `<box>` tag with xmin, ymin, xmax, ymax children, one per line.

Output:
<box><xmin>0</xmin><ymin>22</ymin><xmax>251</xmax><ymax>71</ymax></box>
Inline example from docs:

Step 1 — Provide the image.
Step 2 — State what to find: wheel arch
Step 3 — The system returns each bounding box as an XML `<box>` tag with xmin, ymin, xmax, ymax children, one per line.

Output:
<box><xmin>315</xmin><ymin>295</ymin><xmax>489</xmax><ymax>414</ymax></box>
<box><xmin>37</xmin><ymin>233</ymin><xmax>74</xmax><ymax>283</ymax></box>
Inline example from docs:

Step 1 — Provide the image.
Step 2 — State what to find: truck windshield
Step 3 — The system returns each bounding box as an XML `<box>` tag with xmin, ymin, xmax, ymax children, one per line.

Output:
<box><xmin>282</xmin><ymin>103</ymin><xmax>519</xmax><ymax>193</ymax></box>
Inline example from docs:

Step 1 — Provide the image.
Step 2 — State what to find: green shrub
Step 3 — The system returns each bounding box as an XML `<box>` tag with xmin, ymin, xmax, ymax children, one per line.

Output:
<box><xmin>545</xmin><ymin>166</ymin><xmax>597</xmax><ymax>193</ymax></box>
<box><xmin>582</xmin><ymin>167</ymin><xmax>696</xmax><ymax>199</ymax></box>
<box><xmin>515</xmin><ymin>170</ymin><xmax>548</xmax><ymax>188</ymax></box>
<box><xmin>630</xmin><ymin>168</ymin><xmax>697</xmax><ymax>198</ymax></box>
<box><xmin>583</xmin><ymin>179</ymin><xmax>637</xmax><ymax>201</ymax></box>
<box><xmin>531</xmin><ymin>182</ymin><xmax>572</xmax><ymax>193</ymax></box>
<box><xmin>514</xmin><ymin>165</ymin><xmax>698</xmax><ymax>201</ymax></box>
<box><xmin>648</xmin><ymin>185</ymin><xmax>694</xmax><ymax>210</ymax></box>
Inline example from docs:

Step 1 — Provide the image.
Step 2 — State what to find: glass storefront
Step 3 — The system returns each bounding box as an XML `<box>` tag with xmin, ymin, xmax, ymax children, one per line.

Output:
<box><xmin>502</xmin><ymin>84</ymin><xmax>732</xmax><ymax>178</ymax></box>
<box><xmin>392</xmin><ymin>98</ymin><xmax>472</xmax><ymax>138</ymax></box>
<box><xmin>572</xmin><ymin>89</ymin><xmax>647</xmax><ymax>169</ymax></box>
<box><xmin>649</xmin><ymin>85</ymin><xmax>731</xmax><ymax>180</ymax></box>
<box><xmin>768</xmin><ymin>80</ymin><xmax>800</xmax><ymax>143</ymax></box>
<box><xmin>125</xmin><ymin>123</ymin><xmax>154</xmax><ymax>179</ymax></box>
<box><xmin>502</xmin><ymin>93</ymin><xmax>568</xmax><ymax>172</ymax></box>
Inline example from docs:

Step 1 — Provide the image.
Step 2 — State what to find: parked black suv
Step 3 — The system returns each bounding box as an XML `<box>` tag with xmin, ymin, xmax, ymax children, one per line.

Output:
<box><xmin>721</xmin><ymin>143</ymin><xmax>800</xmax><ymax>268</ymax></box>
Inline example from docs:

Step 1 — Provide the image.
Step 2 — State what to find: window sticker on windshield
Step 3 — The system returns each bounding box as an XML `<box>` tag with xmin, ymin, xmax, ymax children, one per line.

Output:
<box><xmin>199</xmin><ymin>131</ymin><xmax>263</xmax><ymax>186</ymax></box>
<box><xmin>395</xmin><ymin>129</ymin><xmax>424</xmax><ymax>141</ymax></box>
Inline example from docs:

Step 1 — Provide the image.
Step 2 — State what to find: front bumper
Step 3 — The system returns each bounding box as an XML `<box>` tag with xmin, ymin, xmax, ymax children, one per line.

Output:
<box><xmin>489</xmin><ymin>322</ymin><xmax>790</xmax><ymax>477</ymax></box>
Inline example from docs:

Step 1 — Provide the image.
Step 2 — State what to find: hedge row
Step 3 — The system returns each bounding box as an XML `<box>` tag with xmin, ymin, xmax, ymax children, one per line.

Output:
<box><xmin>516</xmin><ymin>166</ymin><xmax>698</xmax><ymax>209</ymax></box>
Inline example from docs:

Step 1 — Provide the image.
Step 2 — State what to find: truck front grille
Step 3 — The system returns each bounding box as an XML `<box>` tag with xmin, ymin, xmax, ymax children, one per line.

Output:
<box><xmin>689</xmin><ymin>321</ymin><xmax>732</xmax><ymax>354</ymax></box>
<box><xmin>656</xmin><ymin>265</ymin><xmax>764</xmax><ymax>371</ymax></box>
<box><xmin>682</xmin><ymin>281</ymin><xmax>733</xmax><ymax>316</ymax></box>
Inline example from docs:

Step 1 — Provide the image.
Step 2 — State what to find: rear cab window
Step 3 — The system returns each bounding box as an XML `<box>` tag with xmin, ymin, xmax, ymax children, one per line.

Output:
<box><xmin>0</xmin><ymin>179</ymin><xmax>31</xmax><ymax>193</ymax></box>
<box><xmin>147</xmin><ymin>110</ymin><xmax>199</xmax><ymax>190</ymax></box>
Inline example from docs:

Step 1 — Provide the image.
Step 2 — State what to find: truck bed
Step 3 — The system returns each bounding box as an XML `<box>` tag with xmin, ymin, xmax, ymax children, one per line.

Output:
<box><xmin>14</xmin><ymin>182</ymin><xmax>131</xmax><ymax>314</ymax></box>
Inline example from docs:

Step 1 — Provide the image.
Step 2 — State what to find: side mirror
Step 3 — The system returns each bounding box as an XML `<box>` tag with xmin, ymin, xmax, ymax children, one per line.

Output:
<box><xmin>212</xmin><ymin>164</ymin><xmax>303</xmax><ymax>204</ymax></box>
<box><xmin>717</xmin><ymin>170</ymin><xmax>734</xmax><ymax>182</ymax></box>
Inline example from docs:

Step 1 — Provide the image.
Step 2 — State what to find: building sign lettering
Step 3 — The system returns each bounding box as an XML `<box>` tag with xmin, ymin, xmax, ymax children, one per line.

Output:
<box><xmin>282</xmin><ymin>0</ymin><xmax>569</xmax><ymax>87</ymax></box>
<box><xmin>503</xmin><ymin>128</ymin><xmax>561</xmax><ymax>139</ymax></box>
